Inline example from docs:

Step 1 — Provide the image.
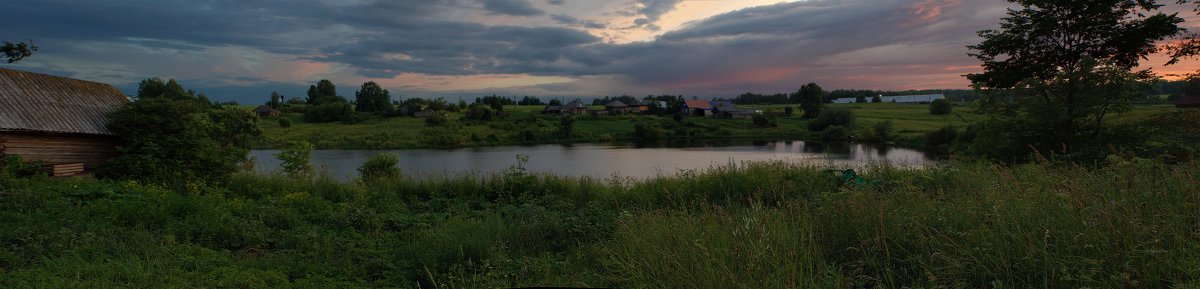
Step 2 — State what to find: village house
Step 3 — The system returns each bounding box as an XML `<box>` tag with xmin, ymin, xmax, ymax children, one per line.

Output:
<box><xmin>682</xmin><ymin>99</ymin><xmax>714</xmax><ymax>116</ymax></box>
<box><xmin>253</xmin><ymin>105</ymin><xmax>282</xmax><ymax>117</ymax></box>
<box><xmin>710</xmin><ymin>101</ymin><xmax>758</xmax><ymax>119</ymax></box>
<box><xmin>0</xmin><ymin>67</ymin><xmax>129</xmax><ymax>176</ymax></box>
<box><xmin>542</xmin><ymin>105</ymin><xmax>563</xmax><ymax>115</ymax></box>
<box><xmin>563</xmin><ymin>99</ymin><xmax>588</xmax><ymax>114</ymax></box>
<box><xmin>605</xmin><ymin>100</ymin><xmax>629</xmax><ymax>114</ymax></box>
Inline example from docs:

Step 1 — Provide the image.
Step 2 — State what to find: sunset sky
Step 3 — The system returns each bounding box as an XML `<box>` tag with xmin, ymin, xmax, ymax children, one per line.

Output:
<box><xmin>5</xmin><ymin>0</ymin><xmax>1200</xmax><ymax>102</ymax></box>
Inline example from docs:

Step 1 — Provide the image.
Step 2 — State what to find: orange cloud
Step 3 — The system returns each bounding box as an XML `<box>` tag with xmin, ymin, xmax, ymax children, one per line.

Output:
<box><xmin>900</xmin><ymin>0</ymin><xmax>961</xmax><ymax>26</ymax></box>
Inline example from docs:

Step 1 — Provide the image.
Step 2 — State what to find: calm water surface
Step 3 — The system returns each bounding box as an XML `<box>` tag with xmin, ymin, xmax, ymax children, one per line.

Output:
<box><xmin>249</xmin><ymin>140</ymin><xmax>934</xmax><ymax>180</ymax></box>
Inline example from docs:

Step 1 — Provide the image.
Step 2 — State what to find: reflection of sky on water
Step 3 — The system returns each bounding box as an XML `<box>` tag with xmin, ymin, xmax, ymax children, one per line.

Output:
<box><xmin>249</xmin><ymin>141</ymin><xmax>933</xmax><ymax>180</ymax></box>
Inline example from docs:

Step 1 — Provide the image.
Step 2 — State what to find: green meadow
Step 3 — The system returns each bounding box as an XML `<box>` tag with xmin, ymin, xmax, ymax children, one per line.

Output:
<box><xmin>255</xmin><ymin>103</ymin><xmax>1178</xmax><ymax>149</ymax></box>
<box><xmin>2</xmin><ymin>160</ymin><xmax>1198</xmax><ymax>288</ymax></box>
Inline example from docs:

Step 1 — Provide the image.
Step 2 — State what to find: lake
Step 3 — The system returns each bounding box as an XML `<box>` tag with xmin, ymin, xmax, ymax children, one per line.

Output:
<box><xmin>249</xmin><ymin>140</ymin><xmax>934</xmax><ymax>180</ymax></box>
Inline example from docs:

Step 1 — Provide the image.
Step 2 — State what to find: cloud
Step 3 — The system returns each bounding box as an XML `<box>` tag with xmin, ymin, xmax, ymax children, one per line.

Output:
<box><xmin>481</xmin><ymin>0</ymin><xmax>546</xmax><ymax>16</ymax></box>
<box><xmin>630</xmin><ymin>0</ymin><xmax>682</xmax><ymax>30</ymax></box>
<box><xmin>550</xmin><ymin>14</ymin><xmax>608</xmax><ymax>29</ymax></box>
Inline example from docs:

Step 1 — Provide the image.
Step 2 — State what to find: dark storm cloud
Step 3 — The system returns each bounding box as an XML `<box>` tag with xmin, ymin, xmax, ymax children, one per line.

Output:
<box><xmin>480</xmin><ymin>0</ymin><xmax>546</xmax><ymax>16</ymax></box>
<box><xmin>7</xmin><ymin>0</ymin><xmax>1022</xmax><ymax>100</ymax></box>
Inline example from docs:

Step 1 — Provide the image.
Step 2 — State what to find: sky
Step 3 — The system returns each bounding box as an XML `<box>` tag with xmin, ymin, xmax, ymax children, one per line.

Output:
<box><xmin>4</xmin><ymin>0</ymin><xmax>1199</xmax><ymax>103</ymax></box>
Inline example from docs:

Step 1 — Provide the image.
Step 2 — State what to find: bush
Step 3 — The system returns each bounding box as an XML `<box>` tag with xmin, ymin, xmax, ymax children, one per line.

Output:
<box><xmin>303</xmin><ymin>101</ymin><xmax>353</xmax><ymax>123</ymax></box>
<box><xmin>872</xmin><ymin>95</ymin><xmax>882</xmax><ymax>103</ymax></box>
<box><xmin>924</xmin><ymin>125</ymin><xmax>958</xmax><ymax>154</ymax></box>
<box><xmin>277</xmin><ymin>118</ymin><xmax>292</xmax><ymax>128</ymax></box>
<box><xmin>0</xmin><ymin>154</ymin><xmax>45</xmax><ymax>178</ymax></box>
<box><xmin>465</xmin><ymin>104</ymin><xmax>494</xmax><ymax>121</ymax></box>
<box><xmin>275</xmin><ymin>141</ymin><xmax>314</xmax><ymax>177</ymax></box>
<box><xmin>101</xmin><ymin>98</ymin><xmax>261</xmax><ymax>185</ymax></box>
<box><xmin>425</xmin><ymin>113</ymin><xmax>448</xmax><ymax>127</ymax></box>
<box><xmin>929</xmin><ymin>99</ymin><xmax>952</xmax><ymax>115</ymax></box>
<box><xmin>806</xmin><ymin>107</ymin><xmax>855</xmax><ymax>132</ymax></box>
<box><xmin>783</xmin><ymin>106</ymin><xmax>794</xmax><ymax>116</ymax></box>
<box><xmin>820</xmin><ymin>125</ymin><xmax>849</xmax><ymax>141</ymax></box>
<box><xmin>752</xmin><ymin>114</ymin><xmax>776</xmax><ymax>128</ymax></box>
<box><xmin>359</xmin><ymin>153</ymin><xmax>401</xmax><ymax>181</ymax></box>
<box><xmin>870</xmin><ymin>121</ymin><xmax>894</xmax><ymax>142</ymax></box>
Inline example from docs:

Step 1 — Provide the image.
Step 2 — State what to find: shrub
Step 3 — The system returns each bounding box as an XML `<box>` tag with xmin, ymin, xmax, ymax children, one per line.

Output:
<box><xmin>559</xmin><ymin>116</ymin><xmax>574</xmax><ymax>138</ymax></box>
<box><xmin>359</xmin><ymin>153</ymin><xmax>401</xmax><ymax>181</ymax></box>
<box><xmin>752</xmin><ymin>114</ymin><xmax>776</xmax><ymax>128</ymax></box>
<box><xmin>277</xmin><ymin>118</ymin><xmax>292</xmax><ymax>128</ymax></box>
<box><xmin>275</xmin><ymin>141</ymin><xmax>314</xmax><ymax>177</ymax></box>
<box><xmin>465</xmin><ymin>104</ymin><xmax>494</xmax><ymax>121</ymax></box>
<box><xmin>871</xmin><ymin>95</ymin><xmax>882</xmax><ymax>103</ymax></box>
<box><xmin>425</xmin><ymin>113</ymin><xmax>448</xmax><ymax>127</ymax></box>
<box><xmin>929</xmin><ymin>98</ymin><xmax>952</xmax><ymax>115</ymax></box>
<box><xmin>821</xmin><ymin>125</ymin><xmax>849</xmax><ymax>141</ymax></box>
<box><xmin>303</xmin><ymin>101</ymin><xmax>353</xmax><ymax>123</ymax></box>
<box><xmin>871</xmin><ymin>121</ymin><xmax>894</xmax><ymax>142</ymax></box>
<box><xmin>101</xmin><ymin>98</ymin><xmax>261</xmax><ymax>185</ymax></box>
<box><xmin>924</xmin><ymin>125</ymin><xmax>958</xmax><ymax>154</ymax></box>
<box><xmin>806</xmin><ymin>107</ymin><xmax>855</xmax><ymax>132</ymax></box>
<box><xmin>0</xmin><ymin>154</ymin><xmax>45</xmax><ymax>178</ymax></box>
<box><xmin>672</xmin><ymin>113</ymin><xmax>684</xmax><ymax>123</ymax></box>
<box><xmin>783</xmin><ymin>106</ymin><xmax>794</xmax><ymax>116</ymax></box>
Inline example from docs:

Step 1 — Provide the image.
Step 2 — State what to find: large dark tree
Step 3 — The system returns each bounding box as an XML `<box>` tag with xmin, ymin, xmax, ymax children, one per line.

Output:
<box><xmin>102</xmin><ymin>79</ymin><xmax>261</xmax><ymax>185</ymax></box>
<box><xmin>794</xmin><ymin>83</ymin><xmax>824</xmax><ymax>119</ymax></box>
<box><xmin>965</xmin><ymin>0</ymin><xmax>1184</xmax><ymax>161</ymax></box>
<box><xmin>306</xmin><ymin>79</ymin><xmax>342</xmax><ymax>105</ymax></box>
<box><xmin>1</xmin><ymin>40</ymin><xmax>36</xmax><ymax>63</ymax></box>
<box><xmin>354</xmin><ymin>81</ymin><xmax>392</xmax><ymax>113</ymax></box>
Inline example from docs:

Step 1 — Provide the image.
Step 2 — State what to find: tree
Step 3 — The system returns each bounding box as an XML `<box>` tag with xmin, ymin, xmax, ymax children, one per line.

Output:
<box><xmin>306</xmin><ymin>79</ymin><xmax>341</xmax><ymax>105</ymax></box>
<box><xmin>794</xmin><ymin>83</ymin><xmax>825</xmax><ymax>118</ymax></box>
<box><xmin>929</xmin><ymin>99</ymin><xmax>952</xmax><ymax>115</ymax></box>
<box><xmin>354</xmin><ymin>81</ymin><xmax>392</xmax><ymax>113</ymax></box>
<box><xmin>137</xmin><ymin>77</ymin><xmax>192</xmax><ymax>100</ymax></box>
<box><xmin>871</xmin><ymin>95</ymin><xmax>882</xmax><ymax>103</ymax></box>
<box><xmin>1</xmin><ymin>40</ymin><xmax>37</xmax><ymax>63</ymax></box>
<box><xmin>855</xmin><ymin>95</ymin><xmax>866</xmax><ymax>103</ymax></box>
<box><xmin>303</xmin><ymin>80</ymin><xmax>352</xmax><ymax>122</ymax></box>
<box><xmin>269</xmin><ymin>91</ymin><xmax>282</xmax><ymax>108</ymax></box>
<box><xmin>101</xmin><ymin>80</ymin><xmax>261</xmax><ymax>185</ymax></box>
<box><xmin>965</xmin><ymin>0</ymin><xmax>1183</xmax><ymax>161</ymax></box>
<box><xmin>548</xmin><ymin>99</ymin><xmax>562</xmax><ymax>106</ymax></box>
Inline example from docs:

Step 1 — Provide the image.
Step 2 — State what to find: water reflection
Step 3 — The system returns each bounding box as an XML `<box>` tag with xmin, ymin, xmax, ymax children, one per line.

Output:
<box><xmin>249</xmin><ymin>140</ymin><xmax>932</xmax><ymax>180</ymax></box>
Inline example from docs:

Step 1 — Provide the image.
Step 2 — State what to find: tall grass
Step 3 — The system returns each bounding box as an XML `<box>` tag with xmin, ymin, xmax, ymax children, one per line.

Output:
<box><xmin>1</xmin><ymin>160</ymin><xmax>1197</xmax><ymax>288</ymax></box>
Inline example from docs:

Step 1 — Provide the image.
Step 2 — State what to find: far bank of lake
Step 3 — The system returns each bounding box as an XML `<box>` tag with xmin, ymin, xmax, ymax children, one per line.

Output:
<box><xmin>249</xmin><ymin>140</ymin><xmax>934</xmax><ymax>180</ymax></box>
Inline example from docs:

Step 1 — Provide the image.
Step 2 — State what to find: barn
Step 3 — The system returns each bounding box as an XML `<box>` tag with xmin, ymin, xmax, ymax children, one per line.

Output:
<box><xmin>0</xmin><ymin>68</ymin><xmax>129</xmax><ymax>175</ymax></box>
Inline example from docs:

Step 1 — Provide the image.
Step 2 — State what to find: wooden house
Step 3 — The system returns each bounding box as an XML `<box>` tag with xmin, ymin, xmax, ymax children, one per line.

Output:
<box><xmin>253</xmin><ymin>105</ymin><xmax>282</xmax><ymax>117</ymax></box>
<box><xmin>682</xmin><ymin>99</ymin><xmax>713</xmax><ymax>116</ymax></box>
<box><xmin>563</xmin><ymin>99</ymin><xmax>588</xmax><ymax>114</ymax></box>
<box><xmin>0</xmin><ymin>68</ymin><xmax>129</xmax><ymax>175</ymax></box>
<box><xmin>542</xmin><ymin>105</ymin><xmax>564</xmax><ymax>114</ymax></box>
<box><xmin>710</xmin><ymin>101</ymin><xmax>757</xmax><ymax>119</ymax></box>
<box><xmin>605</xmin><ymin>100</ymin><xmax>628</xmax><ymax>114</ymax></box>
<box><xmin>629</xmin><ymin>99</ymin><xmax>650</xmax><ymax>113</ymax></box>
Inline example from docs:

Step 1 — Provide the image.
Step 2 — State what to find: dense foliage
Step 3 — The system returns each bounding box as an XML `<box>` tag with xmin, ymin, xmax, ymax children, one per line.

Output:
<box><xmin>806</xmin><ymin>107</ymin><xmax>855</xmax><ymax>132</ymax></box>
<box><xmin>3</xmin><ymin>161</ymin><xmax>1198</xmax><ymax>288</ymax></box>
<box><xmin>794</xmin><ymin>83</ymin><xmax>824</xmax><ymax>118</ymax></box>
<box><xmin>353</xmin><ymin>81</ymin><xmax>392</xmax><ymax>113</ymax></box>
<box><xmin>101</xmin><ymin>80</ymin><xmax>261</xmax><ymax>185</ymax></box>
<box><xmin>928</xmin><ymin>98</ymin><xmax>952</xmax><ymax>115</ymax></box>
<box><xmin>964</xmin><ymin>0</ymin><xmax>1183</xmax><ymax>162</ymax></box>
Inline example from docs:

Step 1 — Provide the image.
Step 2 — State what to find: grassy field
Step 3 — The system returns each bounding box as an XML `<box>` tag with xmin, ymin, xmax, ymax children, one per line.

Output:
<box><xmin>256</xmin><ymin>103</ymin><xmax>1179</xmax><ymax>149</ymax></box>
<box><xmin>2</xmin><ymin>160</ymin><xmax>1197</xmax><ymax>288</ymax></box>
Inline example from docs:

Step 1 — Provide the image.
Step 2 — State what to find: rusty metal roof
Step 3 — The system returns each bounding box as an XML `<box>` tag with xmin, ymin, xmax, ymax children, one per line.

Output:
<box><xmin>0</xmin><ymin>67</ymin><xmax>129</xmax><ymax>135</ymax></box>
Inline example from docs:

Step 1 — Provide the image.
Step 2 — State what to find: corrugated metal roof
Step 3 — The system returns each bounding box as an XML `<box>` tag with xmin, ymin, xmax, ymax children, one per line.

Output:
<box><xmin>0</xmin><ymin>68</ymin><xmax>129</xmax><ymax>135</ymax></box>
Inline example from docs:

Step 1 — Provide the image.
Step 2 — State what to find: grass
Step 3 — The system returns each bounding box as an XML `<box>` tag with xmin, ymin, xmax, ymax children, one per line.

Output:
<box><xmin>2</xmin><ymin>159</ymin><xmax>1198</xmax><ymax>288</ymax></box>
<box><xmin>256</xmin><ymin>103</ymin><xmax>1181</xmax><ymax>150</ymax></box>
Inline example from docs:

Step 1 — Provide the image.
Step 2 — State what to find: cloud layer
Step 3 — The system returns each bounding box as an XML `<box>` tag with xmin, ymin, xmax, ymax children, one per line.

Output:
<box><xmin>2</xmin><ymin>0</ymin><xmax>1193</xmax><ymax>102</ymax></box>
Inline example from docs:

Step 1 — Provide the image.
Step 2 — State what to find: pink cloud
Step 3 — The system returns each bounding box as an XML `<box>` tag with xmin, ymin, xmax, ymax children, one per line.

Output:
<box><xmin>899</xmin><ymin>0</ymin><xmax>962</xmax><ymax>26</ymax></box>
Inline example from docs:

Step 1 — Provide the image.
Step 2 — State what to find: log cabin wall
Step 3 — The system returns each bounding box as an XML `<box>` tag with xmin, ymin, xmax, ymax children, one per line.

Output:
<box><xmin>0</xmin><ymin>130</ymin><xmax>118</xmax><ymax>170</ymax></box>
